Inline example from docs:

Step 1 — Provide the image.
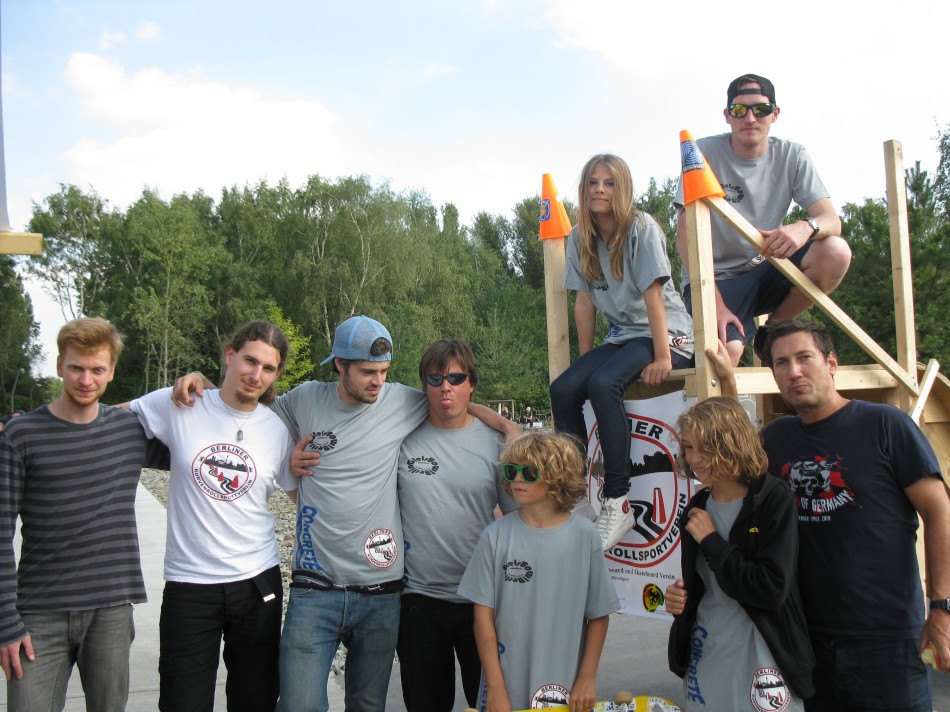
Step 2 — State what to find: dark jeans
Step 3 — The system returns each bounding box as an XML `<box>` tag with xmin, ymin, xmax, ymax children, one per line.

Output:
<box><xmin>806</xmin><ymin>635</ymin><xmax>931</xmax><ymax>712</ymax></box>
<box><xmin>159</xmin><ymin>565</ymin><xmax>282</xmax><ymax>712</ymax></box>
<box><xmin>550</xmin><ymin>338</ymin><xmax>692</xmax><ymax>498</ymax></box>
<box><xmin>397</xmin><ymin>594</ymin><xmax>480</xmax><ymax>712</ymax></box>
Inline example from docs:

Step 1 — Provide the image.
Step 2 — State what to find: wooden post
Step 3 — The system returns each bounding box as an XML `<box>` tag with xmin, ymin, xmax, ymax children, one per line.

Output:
<box><xmin>884</xmin><ymin>140</ymin><xmax>918</xmax><ymax>410</ymax></box>
<box><xmin>0</xmin><ymin>232</ymin><xmax>42</xmax><ymax>255</ymax></box>
<box><xmin>705</xmin><ymin>195</ymin><xmax>919</xmax><ymax>396</ymax></box>
<box><xmin>684</xmin><ymin>200</ymin><xmax>720</xmax><ymax>399</ymax></box>
<box><xmin>543</xmin><ymin>237</ymin><xmax>570</xmax><ymax>384</ymax></box>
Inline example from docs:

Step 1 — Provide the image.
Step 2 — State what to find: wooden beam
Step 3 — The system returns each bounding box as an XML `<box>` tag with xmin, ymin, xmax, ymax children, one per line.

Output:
<box><xmin>683</xmin><ymin>200</ymin><xmax>720</xmax><ymax>399</ymax></box>
<box><xmin>705</xmin><ymin>195</ymin><xmax>919</xmax><ymax>396</ymax></box>
<box><xmin>910</xmin><ymin>359</ymin><xmax>940</xmax><ymax>425</ymax></box>
<box><xmin>884</xmin><ymin>140</ymin><xmax>918</xmax><ymax>410</ymax></box>
<box><xmin>542</xmin><ymin>237</ymin><xmax>571</xmax><ymax>384</ymax></box>
<box><xmin>0</xmin><ymin>232</ymin><xmax>42</xmax><ymax>255</ymax></box>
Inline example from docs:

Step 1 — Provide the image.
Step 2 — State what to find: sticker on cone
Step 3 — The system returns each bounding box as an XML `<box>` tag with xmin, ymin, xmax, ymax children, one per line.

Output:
<box><xmin>539</xmin><ymin>173</ymin><xmax>573</xmax><ymax>240</ymax></box>
<box><xmin>679</xmin><ymin>129</ymin><xmax>725</xmax><ymax>205</ymax></box>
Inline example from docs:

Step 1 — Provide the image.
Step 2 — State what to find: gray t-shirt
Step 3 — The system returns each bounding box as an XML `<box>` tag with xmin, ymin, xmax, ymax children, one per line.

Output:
<box><xmin>398</xmin><ymin>418</ymin><xmax>515</xmax><ymax>602</ymax></box>
<box><xmin>270</xmin><ymin>380</ymin><xmax>428</xmax><ymax>585</ymax></box>
<box><xmin>457</xmin><ymin>512</ymin><xmax>619</xmax><ymax>710</ymax></box>
<box><xmin>675</xmin><ymin>134</ymin><xmax>829</xmax><ymax>287</ymax></box>
<box><xmin>564</xmin><ymin>214</ymin><xmax>693</xmax><ymax>357</ymax></box>
<box><xmin>685</xmin><ymin>496</ymin><xmax>803</xmax><ymax>712</ymax></box>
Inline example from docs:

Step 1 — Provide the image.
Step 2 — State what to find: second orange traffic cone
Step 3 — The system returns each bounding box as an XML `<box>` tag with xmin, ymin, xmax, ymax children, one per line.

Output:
<box><xmin>680</xmin><ymin>129</ymin><xmax>724</xmax><ymax>205</ymax></box>
<box><xmin>539</xmin><ymin>173</ymin><xmax>573</xmax><ymax>240</ymax></box>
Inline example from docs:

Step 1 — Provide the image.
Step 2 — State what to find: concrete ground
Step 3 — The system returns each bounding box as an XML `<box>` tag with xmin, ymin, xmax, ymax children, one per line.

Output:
<box><xmin>1</xmin><ymin>484</ymin><xmax>948</xmax><ymax>711</ymax></box>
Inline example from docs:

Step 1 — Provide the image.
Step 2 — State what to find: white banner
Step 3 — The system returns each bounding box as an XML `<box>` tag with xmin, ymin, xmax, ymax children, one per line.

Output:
<box><xmin>583</xmin><ymin>390</ymin><xmax>695</xmax><ymax>618</ymax></box>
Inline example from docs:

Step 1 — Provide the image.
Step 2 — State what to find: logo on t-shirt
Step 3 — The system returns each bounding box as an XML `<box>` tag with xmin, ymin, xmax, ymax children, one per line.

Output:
<box><xmin>308</xmin><ymin>431</ymin><xmax>338</xmax><ymax>452</ymax></box>
<box><xmin>723</xmin><ymin>182</ymin><xmax>745</xmax><ymax>204</ymax></box>
<box><xmin>782</xmin><ymin>455</ymin><xmax>856</xmax><ymax>521</ymax></box>
<box><xmin>750</xmin><ymin>667</ymin><xmax>791</xmax><ymax>712</ymax></box>
<box><xmin>503</xmin><ymin>559</ymin><xmax>533</xmax><ymax>583</ymax></box>
<box><xmin>407</xmin><ymin>456</ymin><xmax>439</xmax><ymax>475</ymax></box>
<box><xmin>364</xmin><ymin>528</ymin><xmax>398</xmax><ymax>568</ymax></box>
<box><xmin>591</xmin><ymin>280</ymin><xmax>608</xmax><ymax>292</ymax></box>
<box><xmin>191</xmin><ymin>443</ymin><xmax>256</xmax><ymax>501</ymax></box>
<box><xmin>531</xmin><ymin>683</ymin><xmax>569</xmax><ymax>708</ymax></box>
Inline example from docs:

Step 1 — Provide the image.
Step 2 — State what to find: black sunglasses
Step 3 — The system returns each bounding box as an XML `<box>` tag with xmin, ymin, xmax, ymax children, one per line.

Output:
<box><xmin>424</xmin><ymin>372</ymin><xmax>469</xmax><ymax>387</ymax></box>
<box><xmin>728</xmin><ymin>102</ymin><xmax>775</xmax><ymax>119</ymax></box>
<box><xmin>501</xmin><ymin>463</ymin><xmax>541</xmax><ymax>483</ymax></box>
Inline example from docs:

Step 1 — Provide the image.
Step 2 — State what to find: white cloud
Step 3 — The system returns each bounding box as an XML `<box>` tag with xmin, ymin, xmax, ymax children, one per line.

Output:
<box><xmin>98</xmin><ymin>31</ymin><xmax>127</xmax><ymax>50</ymax></box>
<box><xmin>59</xmin><ymin>53</ymin><xmax>350</xmax><ymax>211</ymax></box>
<box><xmin>422</xmin><ymin>62</ymin><xmax>458</xmax><ymax>79</ymax></box>
<box><xmin>135</xmin><ymin>21</ymin><xmax>162</xmax><ymax>41</ymax></box>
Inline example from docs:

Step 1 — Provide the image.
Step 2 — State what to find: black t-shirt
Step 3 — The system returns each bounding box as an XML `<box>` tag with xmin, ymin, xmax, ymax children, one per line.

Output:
<box><xmin>762</xmin><ymin>400</ymin><xmax>940</xmax><ymax>638</ymax></box>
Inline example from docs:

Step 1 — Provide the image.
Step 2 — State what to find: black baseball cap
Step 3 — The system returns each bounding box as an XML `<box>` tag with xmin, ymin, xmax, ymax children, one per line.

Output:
<box><xmin>727</xmin><ymin>74</ymin><xmax>776</xmax><ymax>105</ymax></box>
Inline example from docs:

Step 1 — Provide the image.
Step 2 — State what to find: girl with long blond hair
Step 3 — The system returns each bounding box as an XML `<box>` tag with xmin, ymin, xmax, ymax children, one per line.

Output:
<box><xmin>550</xmin><ymin>153</ymin><xmax>693</xmax><ymax>550</ymax></box>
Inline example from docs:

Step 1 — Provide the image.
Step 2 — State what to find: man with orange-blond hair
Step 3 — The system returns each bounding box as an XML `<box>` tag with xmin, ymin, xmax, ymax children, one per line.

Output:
<box><xmin>0</xmin><ymin>317</ymin><xmax>167</xmax><ymax>712</ymax></box>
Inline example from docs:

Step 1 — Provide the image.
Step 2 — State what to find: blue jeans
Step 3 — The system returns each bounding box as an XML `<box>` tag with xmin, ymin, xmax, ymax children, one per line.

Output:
<box><xmin>7</xmin><ymin>604</ymin><xmax>134</xmax><ymax>712</ymax></box>
<box><xmin>550</xmin><ymin>339</ymin><xmax>692</xmax><ymax>498</ymax></box>
<box><xmin>806</xmin><ymin>635</ymin><xmax>931</xmax><ymax>711</ymax></box>
<box><xmin>277</xmin><ymin>586</ymin><xmax>401</xmax><ymax>712</ymax></box>
<box><xmin>159</xmin><ymin>566</ymin><xmax>282</xmax><ymax>712</ymax></box>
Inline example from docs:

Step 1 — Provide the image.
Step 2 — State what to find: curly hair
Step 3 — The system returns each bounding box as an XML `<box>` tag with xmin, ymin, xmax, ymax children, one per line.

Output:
<box><xmin>675</xmin><ymin>397</ymin><xmax>766</xmax><ymax>488</ymax></box>
<box><xmin>500</xmin><ymin>431</ymin><xmax>587</xmax><ymax>512</ymax></box>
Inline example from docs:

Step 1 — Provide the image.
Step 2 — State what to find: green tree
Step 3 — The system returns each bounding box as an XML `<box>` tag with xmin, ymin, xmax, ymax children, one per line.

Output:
<box><xmin>26</xmin><ymin>185</ymin><xmax>114</xmax><ymax>319</ymax></box>
<box><xmin>0</xmin><ymin>257</ymin><xmax>41</xmax><ymax>413</ymax></box>
<box><xmin>267</xmin><ymin>300</ymin><xmax>315</xmax><ymax>394</ymax></box>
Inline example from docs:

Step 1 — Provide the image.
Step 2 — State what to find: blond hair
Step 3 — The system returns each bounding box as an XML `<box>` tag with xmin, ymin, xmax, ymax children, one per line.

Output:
<box><xmin>500</xmin><ymin>431</ymin><xmax>587</xmax><ymax>512</ymax></box>
<box><xmin>57</xmin><ymin>317</ymin><xmax>124</xmax><ymax>364</ymax></box>
<box><xmin>576</xmin><ymin>153</ymin><xmax>641</xmax><ymax>282</ymax></box>
<box><xmin>675</xmin><ymin>397</ymin><xmax>766</xmax><ymax>488</ymax></box>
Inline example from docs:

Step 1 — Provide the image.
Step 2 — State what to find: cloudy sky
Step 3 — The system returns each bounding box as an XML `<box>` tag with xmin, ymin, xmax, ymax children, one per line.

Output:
<box><xmin>5</xmin><ymin>0</ymin><xmax>949</xmax><ymax>375</ymax></box>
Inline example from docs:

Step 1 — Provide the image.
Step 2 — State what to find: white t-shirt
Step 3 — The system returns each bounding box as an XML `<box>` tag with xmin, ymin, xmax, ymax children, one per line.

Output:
<box><xmin>131</xmin><ymin>388</ymin><xmax>296</xmax><ymax>583</ymax></box>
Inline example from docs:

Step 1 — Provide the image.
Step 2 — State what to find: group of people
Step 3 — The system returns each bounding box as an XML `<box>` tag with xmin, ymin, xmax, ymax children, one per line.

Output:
<box><xmin>548</xmin><ymin>71</ymin><xmax>949</xmax><ymax>711</ymax></box>
<box><xmin>0</xmin><ymin>69</ymin><xmax>947</xmax><ymax>712</ymax></box>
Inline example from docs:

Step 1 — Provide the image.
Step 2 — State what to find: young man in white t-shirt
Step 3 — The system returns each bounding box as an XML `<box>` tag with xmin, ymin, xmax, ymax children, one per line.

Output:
<box><xmin>129</xmin><ymin>321</ymin><xmax>297</xmax><ymax>712</ymax></box>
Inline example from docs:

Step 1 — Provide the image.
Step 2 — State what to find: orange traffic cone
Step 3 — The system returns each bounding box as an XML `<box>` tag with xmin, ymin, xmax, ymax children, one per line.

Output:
<box><xmin>539</xmin><ymin>173</ymin><xmax>573</xmax><ymax>240</ymax></box>
<box><xmin>680</xmin><ymin>129</ymin><xmax>724</xmax><ymax>204</ymax></box>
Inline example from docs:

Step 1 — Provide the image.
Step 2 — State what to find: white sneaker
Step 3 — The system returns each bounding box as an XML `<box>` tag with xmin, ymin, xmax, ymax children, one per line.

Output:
<box><xmin>596</xmin><ymin>495</ymin><xmax>634</xmax><ymax>550</ymax></box>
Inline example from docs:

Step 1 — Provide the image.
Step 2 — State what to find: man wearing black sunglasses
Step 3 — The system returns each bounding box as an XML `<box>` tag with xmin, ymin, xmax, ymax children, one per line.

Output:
<box><xmin>395</xmin><ymin>339</ymin><xmax>517</xmax><ymax>712</ymax></box>
<box><xmin>675</xmin><ymin>73</ymin><xmax>851</xmax><ymax>366</ymax></box>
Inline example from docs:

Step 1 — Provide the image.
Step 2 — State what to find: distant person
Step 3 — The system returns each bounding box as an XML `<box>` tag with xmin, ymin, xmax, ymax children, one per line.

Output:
<box><xmin>501</xmin><ymin>405</ymin><xmax>512</xmax><ymax>421</ymax></box>
<box><xmin>550</xmin><ymin>153</ymin><xmax>694</xmax><ymax>550</ymax></box>
<box><xmin>666</xmin><ymin>397</ymin><xmax>814</xmax><ymax>710</ymax></box>
<box><xmin>711</xmin><ymin>321</ymin><xmax>950</xmax><ymax>710</ymax></box>
<box><xmin>458</xmin><ymin>431</ymin><xmax>619</xmax><ymax>711</ymax></box>
<box><xmin>0</xmin><ymin>317</ymin><xmax>167</xmax><ymax>712</ymax></box>
<box><xmin>676</xmin><ymin>74</ymin><xmax>851</xmax><ymax>366</ymax></box>
<box><xmin>129</xmin><ymin>320</ymin><xmax>297</xmax><ymax>712</ymax></box>
<box><xmin>396</xmin><ymin>340</ymin><xmax>517</xmax><ymax>712</ymax></box>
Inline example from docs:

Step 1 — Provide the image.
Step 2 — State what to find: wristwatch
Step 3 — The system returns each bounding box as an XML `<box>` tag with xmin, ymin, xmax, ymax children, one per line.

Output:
<box><xmin>805</xmin><ymin>217</ymin><xmax>820</xmax><ymax>240</ymax></box>
<box><xmin>930</xmin><ymin>598</ymin><xmax>950</xmax><ymax>611</ymax></box>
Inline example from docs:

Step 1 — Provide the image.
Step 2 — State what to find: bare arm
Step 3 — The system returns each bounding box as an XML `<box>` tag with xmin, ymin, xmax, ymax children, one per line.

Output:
<box><xmin>570</xmin><ymin>615</ymin><xmax>608</xmax><ymax>712</ymax></box>
<box><xmin>473</xmin><ymin>604</ymin><xmax>511</xmax><ymax>712</ymax></box>
<box><xmin>171</xmin><ymin>372</ymin><xmax>217</xmax><ymax>408</ymax></box>
<box><xmin>760</xmin><ymin>197</ymin><xmax>841</xmax><ymax>258</ymax></box>
<box><xmin>574</xmin><ymin>291</ymin><xmax>596</xmax><ymax>355</ymax></box>
<box><xmin>906</xmin><ymin>475</ymin><xmax>950</xmax><ymax>671</ymax></box>
<box><xmin>640</xmin><ymin>280</ymin><xmax>674</xmax><ymax>386</ymax></box>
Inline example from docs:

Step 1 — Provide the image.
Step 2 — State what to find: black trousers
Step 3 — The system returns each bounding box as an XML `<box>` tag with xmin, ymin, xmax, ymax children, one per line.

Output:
<box><xmin>158</xmin><ymin>565</ymin><xmax>282</xmax><ymax>712</ymax></box>
<box><xmin>397</xmin><ymin>593</ymin><xmax>481</xmax><ymax>712</ymax></box>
